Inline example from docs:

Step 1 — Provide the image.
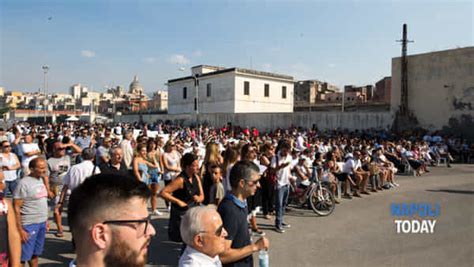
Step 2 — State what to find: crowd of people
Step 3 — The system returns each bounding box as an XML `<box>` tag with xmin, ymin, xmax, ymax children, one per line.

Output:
<box><xmin>0</xmin><ymin>120</ymin><xmax>472</xmax><ymax>267</ymax></box>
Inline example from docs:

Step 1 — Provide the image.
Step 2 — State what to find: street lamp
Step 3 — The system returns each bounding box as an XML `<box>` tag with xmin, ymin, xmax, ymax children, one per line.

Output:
<box><xmin>42</xmin><ymin>65</ymin><xmax>49</xmax><ymax>122</ymax></box>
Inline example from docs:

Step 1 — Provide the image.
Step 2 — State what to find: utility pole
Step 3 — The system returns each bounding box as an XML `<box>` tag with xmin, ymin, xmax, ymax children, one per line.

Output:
<box><xmin>396</xmin><ymin>23</ymin><xmax>413</xmax><ymax>115</ymax></box>
<box><xmin>42</xmin><ymin>65</ymin><xmax>49</xmax><ymax>123</ymax></box>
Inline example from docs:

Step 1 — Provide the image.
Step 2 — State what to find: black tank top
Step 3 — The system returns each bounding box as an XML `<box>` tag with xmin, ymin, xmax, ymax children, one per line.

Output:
<box><xmin>171</xmin><ymin>171</ymin><xmax>200</xmax><ymax>211</ymax></box>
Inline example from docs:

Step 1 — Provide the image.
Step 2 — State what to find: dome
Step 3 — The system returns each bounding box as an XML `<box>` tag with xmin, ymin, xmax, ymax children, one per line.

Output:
<box><xmin>129</xmin><ymin>75</ymin><xmax>144</xmax><ymax>95</ymax></box>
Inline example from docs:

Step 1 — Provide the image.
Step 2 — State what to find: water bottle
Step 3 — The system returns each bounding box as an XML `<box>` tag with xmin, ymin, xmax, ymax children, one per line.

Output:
<box><xmin>259</xmin><ymin>249</ymin><xmax>269</xmax><ymax>267</ymax></box>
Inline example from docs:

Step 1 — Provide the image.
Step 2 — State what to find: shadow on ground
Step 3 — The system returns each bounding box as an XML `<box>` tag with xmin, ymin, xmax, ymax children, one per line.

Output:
<box><xmin>426</xmin><ymin>189</ymin><xmax>474</xmax><ymax>195</ymax></box>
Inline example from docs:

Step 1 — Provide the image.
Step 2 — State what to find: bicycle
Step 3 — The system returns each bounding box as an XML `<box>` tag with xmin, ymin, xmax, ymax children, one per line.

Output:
<box><xmin>289</xmin><ymin>166</ymin><xmax>336</xmax><ymax>216</ymax></box>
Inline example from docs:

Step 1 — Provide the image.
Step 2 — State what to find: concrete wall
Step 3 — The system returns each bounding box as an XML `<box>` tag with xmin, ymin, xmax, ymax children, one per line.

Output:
<box><xmin>115</xmin><ymin>111</ymin><xmax>393</xmax><ymax>131</ymax></box>
<box><xmin>391</xmin><ymin>47</ymin><xmax>474</xmax><ymax>131</ymax></box>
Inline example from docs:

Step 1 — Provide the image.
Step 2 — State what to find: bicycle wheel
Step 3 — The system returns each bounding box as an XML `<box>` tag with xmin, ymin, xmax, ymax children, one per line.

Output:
<box><xmin>309</xmin><ymin>186</ymin><xmax>335</xmax><ymax>216</ymax></box>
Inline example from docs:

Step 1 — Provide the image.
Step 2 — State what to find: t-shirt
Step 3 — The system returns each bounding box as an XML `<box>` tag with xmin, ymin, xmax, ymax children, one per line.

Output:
<box><xmin>47</xmin><ymin>155</ymin><xmax>71</xmax><ymax>185</ymax></box>
<box><xmin>218</xmin><ymin>195</ymin><xmax>252</xmax><ymax>267</ymax></box>
<box><xmin>21</xmin><ymin>143</ymin><xmax>40</xmax><ymax>167</ymax></box>
<box><xmin>342</xmin><ymin>159</ymin><xmax>358</xmax><ymax>174</ymax></box>
<box><xmin>271</xmin><ymin>153</ymin><xmax>292</xmax><ymax>188</ymax></box>
<box><xmin>13</xmin><ymin>176</ymin><xmax>48</xmax><ymax>225</ymax></box>
<box><xmin>74</xmin><ymin>136</ymin><xmax>91</xmax><ymax>150</ymax></box>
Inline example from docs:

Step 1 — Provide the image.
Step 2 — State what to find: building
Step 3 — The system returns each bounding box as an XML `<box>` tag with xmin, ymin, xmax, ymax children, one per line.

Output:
<box><xmin>391</xmin><ymin>47</ymin><xmax>474</xmax><ymax>131</ymax></box>
<box><xmin>151</xmin><ymin>90</ymin><xmax>168</xmax><ymax>111</ymax></box>
<box><xmin>344</xmin><ymin>85</ymin><xmax>374</xmax><ymax>102</ymax></box>
<box><xmin>167</xmin><ymin>65</ymin><xmax>294</xmax><ymax>114</ymax></box>
<box><xmin>294</xmin><ymin>80</ymin><xmax>339</xmax><ymax>107</ymax></box>
<box><xmin>0</xmin><ymin>87</ymin><xmax>4</xmax><ymax>97</ymax></box>
<box><xmin>375</xmin><ymin>77</ymin><xmax>391</xmax><ymax>104</ymax></box>
<box><xmin>70</xmin><ymin>84</ymin><xmax>87</xmax><ymax>100</ymax></box>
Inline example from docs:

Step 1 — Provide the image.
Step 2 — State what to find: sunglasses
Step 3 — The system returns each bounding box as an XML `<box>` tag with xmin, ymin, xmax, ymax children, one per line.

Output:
<box><xmin>3</xmin><ymin>145</ymin><xmax>11</xmax><ymax>148</ymax></box>
<box><xmin>245</xmin><ymin>179</ymin><xmax>260</xmax><ymax>186</ymax></box>
<box><xmin>199</xmin><ymin>224</ymin><xmax>224</xmax><ymax>237</ymax></box>
<box><xmin>103</xmin><ymin>215</ymin><xmax>152</xmax><ymax>236</ymax></box>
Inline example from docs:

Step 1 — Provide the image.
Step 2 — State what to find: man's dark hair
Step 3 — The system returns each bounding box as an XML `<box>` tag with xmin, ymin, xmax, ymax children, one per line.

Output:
<box><xmin>68</xmin><ymin>174</ymin><xmax>150</xmax><ymax>239</ymax></box>
<box><xmin>82</xmin><ymin>148</ymin><xmax>96</xmax><ymax>160</ymax></box>
<box><xmin>229</xmin><ymin>160</ymin><xmax>259</xmax><ymax>189</ymax></box>
<box><xmin>181</xmin><ymin>153</ymin><xmax>198</xmax><ymax>169</ymax></box>
<box><xmin>29</xmin><ymin>157</ymin><xmax>45</xmax><ymax>169</ymax></box>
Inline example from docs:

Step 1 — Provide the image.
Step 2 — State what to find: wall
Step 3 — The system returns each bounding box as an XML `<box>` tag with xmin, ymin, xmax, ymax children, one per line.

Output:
<box><xmin>115</xmin><ymin>111</ymin><xmax>393</xmax><ymax>131</ymax></box>
<box><xmin>391</xmin><ymin>47</ymin><xmax>474</xmax><ymax>131</ymax></box>
<box><xmin>234</xmin><ymin>73</ymin><xmax>294</xmax><ymax>113</ymax></box>
<box><xmin>168</xmin><ymin>72</ymin><xmax>235</xmax><ymax>114</ymax></box>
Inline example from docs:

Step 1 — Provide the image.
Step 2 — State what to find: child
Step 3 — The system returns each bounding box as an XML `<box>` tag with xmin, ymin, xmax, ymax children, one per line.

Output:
<box><xmin>209</xmin><ymin>165</ymin><xmax>225</xmax><ymax>205</ymax></box>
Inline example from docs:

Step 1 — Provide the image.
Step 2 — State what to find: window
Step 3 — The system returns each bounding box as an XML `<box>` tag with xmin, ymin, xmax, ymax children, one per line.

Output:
<box><xmin>282</xmin><ymin>86</ymin><xmax>287</xmax><ymax>99</ymax></box>
<box><xmin>207</xmin><ymin>83</ymin><xmax>211</xmax><ymax>97</ymax></box>
<box><xmin>264</xmin><ymin>84</ymin><xmax>269</xmax><ymax>97</ymax></box>
<box><xmin>244</xmin><ymin>81</ymin><xmax>250</xmax><ymax>95</ymax></box>
<box><xmin>183</xmin><ymin>87</ymin><xmax>187</xmax><ymax>99</ymax></box>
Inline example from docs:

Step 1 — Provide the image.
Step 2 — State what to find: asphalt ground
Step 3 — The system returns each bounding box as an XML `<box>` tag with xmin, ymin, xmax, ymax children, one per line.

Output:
<box><xmin>37</xmin><ymin>164</ymin><xmax>474</xmax><ymax>267</ymax></box>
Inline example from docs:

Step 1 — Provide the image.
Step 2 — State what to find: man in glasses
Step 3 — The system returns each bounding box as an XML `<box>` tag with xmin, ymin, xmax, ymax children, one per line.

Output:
<box><xmin>179</xmin><ymin>205</ymin><xmax>228</xmax><ymax>267</ymax></box>
<box><xmin>218</xmin><ymin>160</ymin><xmax>269</xmax><ymax>267</ymax></box>
<box><xmin>67</xmin><ymin>173</ymin><xmax>156</xmax><ymax>267</ymax></box>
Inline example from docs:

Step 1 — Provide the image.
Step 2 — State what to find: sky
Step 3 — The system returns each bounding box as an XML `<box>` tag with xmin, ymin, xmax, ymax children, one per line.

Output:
<box><xmin>1</xmin><ymin>0</ymin><xmax>472</xmax><ymax>95</ymax></box>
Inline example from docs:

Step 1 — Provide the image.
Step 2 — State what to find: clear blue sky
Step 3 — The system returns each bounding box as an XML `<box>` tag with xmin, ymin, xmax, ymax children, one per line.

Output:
<box><xmin>1</xmin><ymin>0</ymin><xmax>472</xmax><ymax>95</ymax></box>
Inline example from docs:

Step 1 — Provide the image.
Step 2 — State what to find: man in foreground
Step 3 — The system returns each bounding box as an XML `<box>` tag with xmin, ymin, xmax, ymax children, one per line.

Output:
<box><xmin>67</xmin><ymin>173</ymin><xmax>156</xmax><ymax>267</ymax></box>
<box><xmin>218</xmin><ymin>160</ymin><xmax>269</xmax><ymax>267</ymax></box>
<box><xmin>13</xmin><ymin>158</ymin><xmax>49</xmax><ymax>267</ymax></box>
<box><xmin>179</xmin><ymin>205</ymin><xmax>228</xmax><ymax>267</ymax></box>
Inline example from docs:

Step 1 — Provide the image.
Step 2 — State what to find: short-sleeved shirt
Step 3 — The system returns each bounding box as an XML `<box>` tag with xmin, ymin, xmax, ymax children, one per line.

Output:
<box><xmin>13</xmin><ymin>176</ymin><xmax>48</xmax><ymax>225</ymax></box>
<box><xmin>217</xmin><ymin>194</ymin><xmax>252</xmax><ymax>267</ymax></box>
<box><xmin>47</xmin><ymin>155</ymin><xmax>71</xmax><ymax>185</ymax></box>
<box><xmin>74</xmin><ymin>136</ymin><xmax>91</xmax><ymax>150</ymax></box>
<box><xmin>21</xmin><ymin>143</ymin><xmax>40</xmax><ymax>167</ymax></box>
<box><xmin>342</xmin><ymin>159</ymin><xmax>357</xmax><ymax>174</ymax></box>
<box><xmin>270</xmin><ymin>153</ymin><xmax>292</xmax><ymax>188</ymax></box>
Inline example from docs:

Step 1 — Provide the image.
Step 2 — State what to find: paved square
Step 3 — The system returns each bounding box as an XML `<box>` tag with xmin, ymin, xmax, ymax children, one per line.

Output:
<box><xmin>39</xmin><ymin>165</ymin><xmax>474</xmax><ymax>267</ymax></box>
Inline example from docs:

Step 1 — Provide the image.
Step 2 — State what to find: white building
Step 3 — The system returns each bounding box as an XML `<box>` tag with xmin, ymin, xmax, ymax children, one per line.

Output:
<box><xmin>167</xmin><ymin>65</ymin><xmax>294</xmax><ymax>114</ymax></box>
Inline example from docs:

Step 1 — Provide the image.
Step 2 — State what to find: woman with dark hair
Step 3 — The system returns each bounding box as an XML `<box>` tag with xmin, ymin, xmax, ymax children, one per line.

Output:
<box><xmin>260</xmin><ymin>143</ymin><xmax>276</xmax><ymax>220</ymax></box>
<box><xmin>160</xmin><ymin>153</ymin><xmax>204</xmax><ymax>242</ymax></box>
<box><xmin>241</xmin><ymin>143</ymin><xmax>264</xmax><ymax>236</ymax></box>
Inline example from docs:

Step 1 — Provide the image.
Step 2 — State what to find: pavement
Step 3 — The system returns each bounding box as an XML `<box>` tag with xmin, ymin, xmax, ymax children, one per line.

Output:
<box><xmin>38</xmin><ymin>164</ymin><xmax>474</xmax><ymax>267</ymax></box>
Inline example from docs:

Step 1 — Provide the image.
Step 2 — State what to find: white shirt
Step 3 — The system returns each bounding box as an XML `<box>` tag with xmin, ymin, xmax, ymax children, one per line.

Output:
<box><xmin>342</xmin><ymin>159</ymin><xmax>360</xmax><ymax>174</ymax></box>
<box><xmin>179</xmin><ymin>246</ymin><xmax>222</xmax><ymax>267</ymax></box>
<box><xmin>296</xmin><ymin>135</ymin><xmax>305</xmax><ymax>151</ymax></box>
<box><xmin>21</xmin><ymin>143</ymin><xmax>40</xmax><ymax>167</ymax></box>
<box><xmin>0</xmin><ymin>152</ymin><xmax>18</xmax><ymax>181</ymax></box>
<box><xmin>271</xmin><ymin>152</ymin><xmax>292</xmax><ymax>188</ymax></box>
<box><xmin>63</xmin><ymin>160</ymin><xmax>100</xmax><ymax>190</ymax></box>
<box><xmin>120</xmin><ymin>139</ymin><xmax>134</xmax><ymax>169</ymax></box>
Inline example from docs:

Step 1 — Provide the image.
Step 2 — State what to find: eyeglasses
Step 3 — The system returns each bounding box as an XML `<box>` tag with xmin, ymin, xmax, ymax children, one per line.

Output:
<box><xmin>245</xmin><ymin>179</ymin><xmax>260</xmax><ymax>186</ymax></box>
<box><xmin>102</xmin><ymin>215</ymin><xmax>152</xmax><ymax>236</ymax></box>
<box><xmin>199</xmin><ymin>224</ymin><xmax>224</xmax><ymax>237</ymax></box>
<box><xmin>2</xmin><ymin>146</ymin><xmax>10</xmax><ymax>148</ymax></box>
